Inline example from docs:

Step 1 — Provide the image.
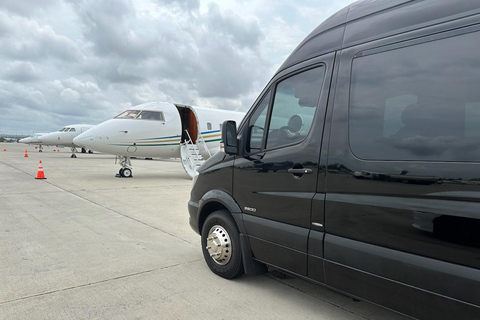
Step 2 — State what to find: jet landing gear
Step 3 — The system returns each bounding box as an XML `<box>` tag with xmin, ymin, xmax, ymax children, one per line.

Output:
<box><xmin>115</xmin><ymin>156</ymin><xmax>133</xmax><ymax>178</ymax></box>
<box><xmin>119</xmin><ymin>167</ymin><xmax>132</xmax><ymax>178</ymax></box>
<box><xmin>70</xmin><ymin>147</ymin><xmax>78</xmax><ymax>158</ymax></box>
<box><xmin>38</xmin><ymin>145</ymin><xmax>43</xmax><ymax>153</ymax></box>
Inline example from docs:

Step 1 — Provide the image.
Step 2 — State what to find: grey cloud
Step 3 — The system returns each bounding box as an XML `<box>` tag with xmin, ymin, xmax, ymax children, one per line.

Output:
<box><xmin>194</xmin><ymin>39</ymin><xmax>262</xmax><ymax>98</ymax></box>
<box><xmin>0</xmin><ymin>0</ymin><xmax>59</xmax><ymax>17</ymax></box>
<box><xmin>0</xmin><ymin>13</ymin><xmax>80</xmax><ymax>62</ymax></box>
<box><xmin>205</xmin><ymin>3</ymin><xmax>263</xmax><ymax>49</ymax></box>
<box><xmin>0</xmin><ymin>81</ymin><xmax>47</xmax><ymax>113</ymax></box>
<box><xmin>60</xmin><ymin>88</ymin><xmax>81</xmax><ymax>102</ymax></box>
<box><xmin>3</xmin><ymin>61</ymin><xmax>41</xmax><ymax>82</ymax></box>
<box><xmin>155</xmin><ymin>0</ymin><xmax>199</xmax><ymax>12</ymax></box>
<box><xmin>0</xmin><ymin>77</ymin><xmax>118</xmax><ymax>134</ymax></box>
<box><xmin>83</xmin><ymin>58</ymin><xmax>148</xmax><ymax>84</ymax></box>
<box><xmin>0</xmin><ymin>0</ymin><xmax>345</xmax><ymax>135</ymax></box>
<box><xmin>78</xmin><ymin>0</ymin><xmax>158</xmax><ymax>59</ymax></box>
<box><xmin>63</xmin><ymin>0</ymin><xmax>268</xmax><ymax>103</ymax></box>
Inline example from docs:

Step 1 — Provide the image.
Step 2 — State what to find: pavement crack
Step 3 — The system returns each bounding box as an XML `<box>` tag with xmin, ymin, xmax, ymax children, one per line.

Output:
<box><xmin>0</xmin><ymin>259</ymin><xmax>201</xmax><ymax>305</ymax></box>
<box><xmin>0</xmin><ymin>161</ymin><xmax>193</xmax><ymax>245</ymax></box>
<box><xmin>70</xmin><ymin>190</ymin><xmax>194</xmax><ymax>245</ymax></box>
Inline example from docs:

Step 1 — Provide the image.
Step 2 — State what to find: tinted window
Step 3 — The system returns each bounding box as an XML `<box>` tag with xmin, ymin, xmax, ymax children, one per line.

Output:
<box><xmin>266</xmin><ymin>67</ymin><xmax>324</xmax><ymax>149</ymax></box>
<box><xmin>350</xmin><ymin>31</ymin><xmax>480</xmax><ymax>161</ymax></box>
<box><xmin>247</xmin><ymin>91</ymin><xmax>271</xmax><ymax>151</ymax></box>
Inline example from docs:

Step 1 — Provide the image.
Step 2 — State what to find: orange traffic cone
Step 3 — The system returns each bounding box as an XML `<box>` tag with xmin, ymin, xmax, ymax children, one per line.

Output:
<box><xmin>35</xmin><ymin>160</ymin><xmax>46</xmax><ymax>179</ymax></box>
<box><xmin>57</xmin><ymin>148</ymin><xmax>60</xmax><ymax>152</ymax></box>
<box><xmin>24</xmin><ymin>150</ymin><xmax>28</xmax><ymax>157</ymax></box>
<box><xmin>3</xmin><ymin>148</ymin><xmax>6</xmax><ymax>151</ymax></box>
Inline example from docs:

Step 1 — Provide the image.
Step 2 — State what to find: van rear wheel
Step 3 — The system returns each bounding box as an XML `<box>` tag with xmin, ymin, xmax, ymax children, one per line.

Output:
<box><xmin>201</xmin><ymin>210</ymin><xmax>244</xmax><ymax>279</ymax></box>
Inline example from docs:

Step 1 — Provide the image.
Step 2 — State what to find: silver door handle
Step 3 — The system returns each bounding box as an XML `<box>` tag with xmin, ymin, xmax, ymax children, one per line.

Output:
<box><xmin>288</xmin><ymin>168</ymin><xmax>313</xmax><ymax>174</ymax></box>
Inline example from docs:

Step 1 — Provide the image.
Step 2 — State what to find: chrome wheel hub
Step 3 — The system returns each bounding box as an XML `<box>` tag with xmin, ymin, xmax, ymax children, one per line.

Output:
<box><xmin>206</xmin><ymin>225</ymin><xmax>232</xmax><ymax>265</ymax></box>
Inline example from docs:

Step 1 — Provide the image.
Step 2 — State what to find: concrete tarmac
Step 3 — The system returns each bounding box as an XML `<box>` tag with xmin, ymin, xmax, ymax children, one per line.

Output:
<box><xmin>0</xmin><ymin>143</ymin><xmax>408</xmax><ymax>320</ymax></box>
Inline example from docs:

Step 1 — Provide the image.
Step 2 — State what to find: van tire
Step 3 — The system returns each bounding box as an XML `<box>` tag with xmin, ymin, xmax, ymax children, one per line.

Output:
<box><xmin>201</xmin><ymin>210</ymin><xmax>244</xmax><ymax>279</ymax></box>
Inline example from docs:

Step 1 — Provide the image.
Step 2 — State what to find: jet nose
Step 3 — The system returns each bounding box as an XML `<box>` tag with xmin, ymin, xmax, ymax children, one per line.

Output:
<box><xmin>38</xmin><ymin>134</ymin><xmax>56</xmax><ymax>145</ymax></box>
<box><xmin>73</xmin><ymin>133</ymin><xmax>94</xmax><ymax>148</ymax></box>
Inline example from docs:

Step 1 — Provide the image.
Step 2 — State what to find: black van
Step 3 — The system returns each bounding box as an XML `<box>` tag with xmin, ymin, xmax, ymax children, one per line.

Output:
<box><xmin>188</xmin><ymin>0</ymin><xmax>480</xmax><ymax>318</ymax></box>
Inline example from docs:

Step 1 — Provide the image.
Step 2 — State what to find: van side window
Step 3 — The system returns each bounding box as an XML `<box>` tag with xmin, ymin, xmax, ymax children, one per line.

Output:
<box><xmin>266</xmin><ymin>67</ymin><xmax>324</xmax><ymax>149</ymax></box>
<box><xmin>247</xmin><ymin>91</ymin><xmax>271</xmax><ymax>151</ymax></box>
<box><xmin>349</xmin><ymin>31</ymin><xmax>480</xmax><ymax>161</ymax></box>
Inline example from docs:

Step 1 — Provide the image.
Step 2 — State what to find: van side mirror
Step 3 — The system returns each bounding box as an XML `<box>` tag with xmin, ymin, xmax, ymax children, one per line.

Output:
<box><xmin>222</xmin><ymin>120</ymin><xmax>238</xmax><ymax>155</ymax></box>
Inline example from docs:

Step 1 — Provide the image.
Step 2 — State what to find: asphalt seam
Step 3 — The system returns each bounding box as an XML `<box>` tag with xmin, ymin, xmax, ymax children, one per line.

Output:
<box><xmin>0</xmin><ymin>259</ymin><xmax>202</xmax><ymax>305</ymax></box>
<box><xmin>69</xmin><ymin>189</ymin><xmax>195</xmax><ymax>245</ymax></box>
<box><xmin>0</xmin><ymin>159</ymin><xmax>195</xmax><ymax>246</ymax></box>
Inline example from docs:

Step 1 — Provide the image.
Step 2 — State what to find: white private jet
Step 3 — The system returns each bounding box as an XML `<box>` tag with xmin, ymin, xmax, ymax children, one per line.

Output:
<box><xmin>73</xmin><ymin>102</ymin><xmax>245</xmax><ymax>178</ymax></box>
<box><xmin>39</xmin><ymin>124</ymin><xmax>96</xmax><ymax>158</ymax></box>
<box><xmin>19</xmin><ymin>133</ymin><xmax>48</xmax><ymax>151</ymax></box>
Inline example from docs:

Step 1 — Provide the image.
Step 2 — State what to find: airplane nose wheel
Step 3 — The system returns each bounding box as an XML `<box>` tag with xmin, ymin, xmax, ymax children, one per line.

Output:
<box><xmin>118</xmin><ymin>168</ymin><xmax>133</xmax><ymax>178</ymax></box>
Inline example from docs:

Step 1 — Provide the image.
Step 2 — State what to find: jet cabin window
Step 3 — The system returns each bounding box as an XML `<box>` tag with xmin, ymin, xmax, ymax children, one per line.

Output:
<box><xmin>247</xmin><ymin>66</ymin><xmax>325</xmax><ymax>152</ymax></box>
<box><xmin>115</xmin><ymin>110</ymin><xmax>141</xmax><ymax>119</ymax></box>
<box><xmin>349</xmin><ymin>30</ymin><xmax>480</xmax><ymax>161</ymax></box>
<box><xmin>137</xmin><ymin>111</ymin><xmax>164</xmax><ymax>121</ymax></box>
<box><xmin>115</xmin><ymin>110</ymin><xmax>164</xmax><ymax>121</ymax></box>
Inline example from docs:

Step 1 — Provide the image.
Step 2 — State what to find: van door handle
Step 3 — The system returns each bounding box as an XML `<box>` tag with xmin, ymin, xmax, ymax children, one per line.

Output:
<box><xmin>288</xmin><ymin>168</ymin><xmax>313</xmax><ymax>174</ymax></box>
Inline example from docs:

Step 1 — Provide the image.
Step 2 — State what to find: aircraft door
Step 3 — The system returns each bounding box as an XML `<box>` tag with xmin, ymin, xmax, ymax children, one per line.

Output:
<box><xmin>177</xmin><ymin>107</ymin><xmax>198</xmax><ymax>143</ymax></box>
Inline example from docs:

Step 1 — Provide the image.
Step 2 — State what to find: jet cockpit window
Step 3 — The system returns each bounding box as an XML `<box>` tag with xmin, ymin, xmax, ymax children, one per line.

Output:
<box><xmin>137</xmin><ymin>110</ymin><xmax>164</xmax><ymax>121</ymax></box>
<box><xmin>115</xmin><ymin>110</ymin><xmax>141</xmax><ymax>119</ymax></box>
<box><xmin>69</xmin><ymin>128</ymin><xmax>76</xmax><ymax>132</ymax></box>
<box><xmin>59</xmin><ymin>127</ymin><xmax>67</xmax><ymax>132</ymax></box>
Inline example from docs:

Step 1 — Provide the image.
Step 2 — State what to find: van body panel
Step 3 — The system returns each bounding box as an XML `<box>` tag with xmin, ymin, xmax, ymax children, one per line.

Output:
<box><xmin>325</xmin><ymin>234</ymin><xmax>480</xmax><ymax>306</ymax></box>
<box><xmin>248</xmin><ymin>237</ymin><xmax>308</xmax><ymax>276</ymax></box>
<box><xmin>344</xmin><ymin>0</ymin><xmax>480</xmax><ymax>47</ymax></box>
<box><xmin>279</xmin><ymin>26</ymin><xmax>344</xmax><ymax>73</ymax></box>
<box><xmin>310</xmin><ymin>193</ymin><xmax>326</xmax><ymax>232</ymax></box>
<box><xmin>242</xmin><ymin>214</ymin><xmax>309</xmax><ymax>252</ymax></box>
<box><xmin>324</xmin><ymin>261</ymin><xmax>480</xmax><ymax>320</ymax></box>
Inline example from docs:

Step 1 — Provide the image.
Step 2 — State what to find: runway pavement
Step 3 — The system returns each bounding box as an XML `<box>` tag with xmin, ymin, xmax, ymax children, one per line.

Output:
<box><xmin>0</xmin><ymin>143</ymin><xmax>409</xmax><ymax>320</ymax></box>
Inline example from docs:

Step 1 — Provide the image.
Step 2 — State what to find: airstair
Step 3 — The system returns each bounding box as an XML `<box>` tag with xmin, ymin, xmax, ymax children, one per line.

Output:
<box><xmin>180</xmin><ymin>130</ymin><xmax>212</xmax><ymax>178</ymax></box>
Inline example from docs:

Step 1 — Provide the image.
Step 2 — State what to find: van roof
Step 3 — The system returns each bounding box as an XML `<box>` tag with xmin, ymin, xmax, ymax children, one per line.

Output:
<box><xmin>280</xmin><ymin>0</ymin><xmax>480</xmax><ymax>70</ymax></box>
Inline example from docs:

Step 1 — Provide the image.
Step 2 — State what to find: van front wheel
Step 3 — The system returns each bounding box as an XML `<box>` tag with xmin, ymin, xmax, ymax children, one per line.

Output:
<box><xmin>201</xmin><ymin>210</ymin><xmax>244</xmax><ymax>279</ymax></box>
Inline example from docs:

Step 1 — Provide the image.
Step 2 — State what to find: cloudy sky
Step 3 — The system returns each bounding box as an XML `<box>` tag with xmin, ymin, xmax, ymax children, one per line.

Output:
<box><xmin>0</xmin><ymin>0</ymin><xmax>352</xmax><ymax>135</ymax></box>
